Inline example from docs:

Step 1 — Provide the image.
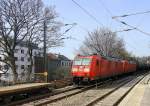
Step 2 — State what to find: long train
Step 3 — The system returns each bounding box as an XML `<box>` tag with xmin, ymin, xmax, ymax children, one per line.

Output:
<box><xmin>71</xmin><ymin>54</ymin><xmax>140</xmax><ymax>85</ymax></box>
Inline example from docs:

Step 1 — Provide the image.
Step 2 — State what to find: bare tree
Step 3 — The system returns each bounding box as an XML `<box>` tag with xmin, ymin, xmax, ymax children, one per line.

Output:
<box><xmin>42</xmin><ymin>7</ymin><xmax>65</xmax><ymax>48</ymax></box>
<box><xmin>78</xmin><ymin>27</ymin><xmax>129</xmax><ymax>58</ymax></box>
<box><xmin>25</xmin><ymin>6</ymin><xmax>65</xmax><ymax>81</ymax></box>
<box><xmin>23</xmin><ymin>0</ymin><xmax>44</xmax><ymax>81</ymax></box>
<box><xmin>0</xmin><ymin>0</ymin><xmax>44</xmax><ymax>83</ymax></box>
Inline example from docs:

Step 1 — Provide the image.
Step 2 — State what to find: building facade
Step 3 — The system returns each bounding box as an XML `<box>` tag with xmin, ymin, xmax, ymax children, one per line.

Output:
<box><xmin>0</xmin><ymin>41</ymin><xmax>43</xmax><ymax>82</ymax></box>
<box><xmin>34</xmin><ymin>53</ymin><xmax>72</xmax><ymax>81</ymax></box>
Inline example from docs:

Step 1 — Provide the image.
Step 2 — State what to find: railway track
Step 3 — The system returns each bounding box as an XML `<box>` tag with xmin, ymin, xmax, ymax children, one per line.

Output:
<box><xmin>21</xmin><ymin>79</ymin><xmax>112</xmax><ymax>106</ymax></box>
<box><xmin>86</xmin><ymin>73</ymin><xmax>147</xmax><ymax>106</ymax></box>
<box><xmin>5</xmin><ymin>80</ymin><xmax>106</xmax><ymax>106</ymax></box>
<box><xmin>3</xmin><ymin>85</ymin><xmax>77</xmax><ymax>106</ymax></box>
<box><xmin>20</xmin><ymin>73</ymin><xmax>144</xmax><ymax>106</ymax></box>
<box><xmin>22</xmin><ymin>72</ymin><xmax>147</xmax><ymax>106</ymax></box>
<box><xmin>41</xmin><ymin>77</ymin><xmax>134</xmax><ymax>106</ymax></box>
<box><xmin>3</xmin><ymin>72</ymin><xmax>147</xmax><ymax>106</ymax></box>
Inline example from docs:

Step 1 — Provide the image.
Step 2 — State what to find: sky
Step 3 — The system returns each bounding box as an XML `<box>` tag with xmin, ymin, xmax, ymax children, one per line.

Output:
<box><xmin>43</xmin><ymin>0</ymin><xmax>150</xmax><ymax>59</ymax></box>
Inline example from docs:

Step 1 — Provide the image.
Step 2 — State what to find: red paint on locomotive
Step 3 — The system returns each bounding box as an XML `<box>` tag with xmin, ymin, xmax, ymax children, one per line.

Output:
<box><xmin>71</xmin><ymin>54</ymin><xmax>136</xmax><ymax>83</ymax></box>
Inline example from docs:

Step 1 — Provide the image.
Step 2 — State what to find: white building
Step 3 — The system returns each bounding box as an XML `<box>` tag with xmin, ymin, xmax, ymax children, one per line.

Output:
<box><xmin>0</xmin><ymin>41</ymin><xmax>43</xmax><ymax>82</ymax></box>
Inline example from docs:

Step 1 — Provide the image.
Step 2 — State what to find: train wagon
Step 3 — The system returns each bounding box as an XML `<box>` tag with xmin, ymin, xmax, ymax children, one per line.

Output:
<box><xmin>71</xmin><ymin>54</ymin><xmax>136</xmax><ymax>84</ymax></box>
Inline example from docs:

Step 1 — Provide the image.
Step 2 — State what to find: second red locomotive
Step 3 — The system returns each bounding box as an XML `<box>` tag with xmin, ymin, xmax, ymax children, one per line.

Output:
<box><xmin>71</xmin><ymin>54</ymin><xmax>136</xmax><ymax>84</ymax></box>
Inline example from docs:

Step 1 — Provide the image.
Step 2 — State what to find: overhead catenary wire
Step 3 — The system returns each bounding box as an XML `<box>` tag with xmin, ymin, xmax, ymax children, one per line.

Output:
<box><xmin>97</xmin><ymin>0</ymin><xmax>150</xmax><ymax>46</ymax></box>
<box><xmin>96</xmin><ymin>0</ymin><xmax>136</xmax><ymax>34</ymax></box>
<box><xmin>60</xmin><ymin>17</ymin><xmax>135</xmax><ymax>43</ymax></box>
<box><xmin>71</xmin><ymin>0</ymin><xmax>104</xmax><ymax>26</ymax></box>
<box><xmin>112</xmin><ymin>11</ymin><xmax>150</xmax><ymax>37</ymax></box>
<box><xmin>71</xmin><ymin>0</ymin><xmax>142</xmax><ymax>52</ymax></box>
<box><xmin>96</xmin><ymin>0</ymin><xmax>113</xmax><ymax>28</ymax></box>
<box><xmin>61</xmin><ymin>16</ymin><xmax>89</xmax><ymax>32</ymax></box>
<box><xmin>59</xmin><ymin>16</ymin><xmax>88</xmax><ymax>42</ymax></box>
<box><xmin>96</xmin><ymin>1</ymin><xmax>127</xmax><ymax>32</ymax></box>
<box><xmin>110</xmin><ymin>8</ymin><xmax>150</xmax><ymax>48</ymax></box>
<box><xmin>97</xmin><ymin>0</ymin><xmax>113</xmax><ymax>16</ymax></box>
<box><xmin>114</xmin><ymin>18</ymin><xmax>150</xmax><ymax>36</ymax></box>
<box><xmin>97</xmin><ymin>0</ymin><xmax>150</xmax><ymax>37</ymax></box>
<box><xmin>96</xmin><ymin>0</ymin><xmax>142</xmax><ymax>52</ymax></box>
<box><xmin>112</xmin><ymin>10</ymin><xmax>150</xmax><ymax>19</ymax></box>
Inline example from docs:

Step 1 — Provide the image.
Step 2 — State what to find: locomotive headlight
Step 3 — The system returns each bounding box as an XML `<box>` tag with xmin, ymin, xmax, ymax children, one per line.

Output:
<box><xmin>84</xmin><ymin>68</ymin><xmax>90</xmax><ymax>72</ymax></box>
<box><xmin>72</xmin><ymin>68</ymin><xmax>78</xmax><ymax>72</ymax></box>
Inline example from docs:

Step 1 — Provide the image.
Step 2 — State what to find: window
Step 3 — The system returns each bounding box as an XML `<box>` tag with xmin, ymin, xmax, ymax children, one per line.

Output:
<box><xmin>28</xmin><ymin>65</ymin><xmax>31</xmax><ymax>68</ymax></box>
<box><xmin>15</xmin><ymin>57</ymin><xmax>18</xmax><ymax>61</ymax></box>
<box><xmin>34</xmin><ymin>51</ymin><xmax>37</xmax><ymax>55</ymax></box>
<box><xmin>21</xmin><ymin>65</ymin><xmax>24</xmax><ymax>69</ymax></box>
<box><xmin>38</xmin><ymin>52</ymin><xmax>41</xmax><ymax>56</ymax></box>
<box><xmin>57</xmin><ymin>63</ymin><xmax>60</xmax><ymax>66</ymax></box>
<box><xmin>27</xmin><ymin>58</ymin><xmax>30</xmax><ymax>62</ymax></box>
<box><xmin>82</xmin><ymin>58</ymin><xmax>91</xmax><ymax>65</ymax></box>
<box><xmin>73</xmin><ymin>58</ymin><xmax>82</xmax><ymax>65</ymax></box>
<box><xmin>69</xmin><ymin>62</ymin><xmax>72</xmax><ymax>66</ymax></box>
<box><xmin>5</xmin><ymin>73</ymin><xmax>9</xmax><ymax>77</ymax></box>
<box><xmin>21</xmin><ymin>57</ymin><xmax>24</xmax><ymax>61</ymax></box>
<box><xmin>73</xmin><ymin>58</ymin><xmax>92</xmax><ymax>65</ymax></box>
<box><xmin>14</xmin><ymin>49</ymin><xmax>18</xmax><ymax>53</ymax></box>
<box><xmin>62</xmin><ymin>62</ymin><xmax>64</xmax><ymax>66</ymax></box>
<box><xmin>16</xmin><ymin>65</ymin><xmax>18</xmax><ymax>69</ymax></box>
<box><xmin>21</xmin><ymin>49</ymin><xmax>24</xmax><ymax>54</ymax></box>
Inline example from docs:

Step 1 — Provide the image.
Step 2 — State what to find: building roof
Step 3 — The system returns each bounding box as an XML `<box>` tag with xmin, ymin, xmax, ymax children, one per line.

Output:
<box><xmin>47</xmin><ymin>53</ymin><xmax>58</xmax><ymax>60</ymax></box>
<box><xmin>47</xmin><ymin>53</ymin><xmax>70</xmax><ymax>61</ymax></box>
<box><xmin>57</xmin><ymin>55</ymin><xmax>70</xmax><ymax>61</ymax></box>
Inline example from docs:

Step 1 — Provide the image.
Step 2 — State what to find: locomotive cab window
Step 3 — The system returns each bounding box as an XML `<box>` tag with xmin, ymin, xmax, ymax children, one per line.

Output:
<box><xmin>82</xmin><ymin>58</ymin><xmax>91</xmax><ymax>65</ymax></box>
<box><xmin>73</xmin><ymin>58</ymin><xmax>91</xmax><ymax>65</ymax></box>
<box><xmin>73</xmin><ymin>58</ymin><xmax>82</xmax><ymax>65</ymax></box>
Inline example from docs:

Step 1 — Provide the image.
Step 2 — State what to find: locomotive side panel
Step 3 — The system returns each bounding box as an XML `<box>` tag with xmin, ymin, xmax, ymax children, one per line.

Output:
<box><xmin>71</xmin><ymin>54</ymin><xmax>137</xmax><ymax>85</ymax></box>
<box><xmin>93</xmin><ymin>58</ymin><xmax>101</xmax><ymax>80</ymax></box>
<box><xmin>89</xmin><ymin>57</ymin><xmax>98</xmax><ymax>80</ymax></box>
<box><xmin>119</xmin><ymin>62</ymin><xmax>124</xmax><ymax>74</ymax></box>
<box><xmin>122</xmin><ymin>60</ymin><xmax>128</xmax><ymax>73</ymax></box>
<box><xmin>110</xmin><ymin>61</ymin><xmax>116</xmax><ymax>76</ymax></box>
<box><xmin>115</xmin><ymin>61</ymin><xmax>123</xmax><ymax>75</ymax></box>
<box><xmin>100</xmin><ymin>59</ymin><xmax>110</xmax><ymax>78</ymax></box>
<box><xmin>114</xmin><ymin>61</ymin><xmax>121</xmax><ymax>76</ymax></box>
<box><xmin>130</xmin><ymin>63</ymin><xmax>136</xmax><ymax>72</ymax></box>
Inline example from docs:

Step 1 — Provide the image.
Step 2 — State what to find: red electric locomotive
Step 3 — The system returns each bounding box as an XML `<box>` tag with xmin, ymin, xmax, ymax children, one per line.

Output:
<box><xmin>71</xmin><ymin>54</ymin><xmax>136</xmax><ymax>84</ymax></box>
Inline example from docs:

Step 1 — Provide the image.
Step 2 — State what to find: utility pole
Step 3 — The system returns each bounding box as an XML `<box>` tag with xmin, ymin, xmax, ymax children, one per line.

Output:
<box><xmin>43</xmin><ymin>19</ymin><xmax>47</xmax><ymax>82</ymax></box>
<box><xmin>42</xmin><ymin>22</ymin><xmax>76</xmax><ymax>82</ymax></box>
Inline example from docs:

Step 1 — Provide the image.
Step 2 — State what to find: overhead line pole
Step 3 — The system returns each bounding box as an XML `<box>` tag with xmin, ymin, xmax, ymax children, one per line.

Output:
<box><xmin>43</xmin><ymin>19</ymin><xmax>47</xmax><ymax>82</ymax></box>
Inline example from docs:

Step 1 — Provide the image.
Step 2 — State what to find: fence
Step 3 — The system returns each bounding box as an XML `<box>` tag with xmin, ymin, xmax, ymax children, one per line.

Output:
<box><xmin>0</xmin><ymin>72</ymin><xmax>48</xmax><ymax>86</ymax></box>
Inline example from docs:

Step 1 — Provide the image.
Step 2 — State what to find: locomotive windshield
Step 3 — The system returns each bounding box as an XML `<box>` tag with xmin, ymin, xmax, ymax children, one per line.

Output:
<box><xmin>73</xmin><ymin>58</ymin><xmax>82</xmax><ymax>65</ymax></box>
<box><xmin>73</xmin><ymin>58</ymin><xmax>91</xmax><ymax>65</ymax></box>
